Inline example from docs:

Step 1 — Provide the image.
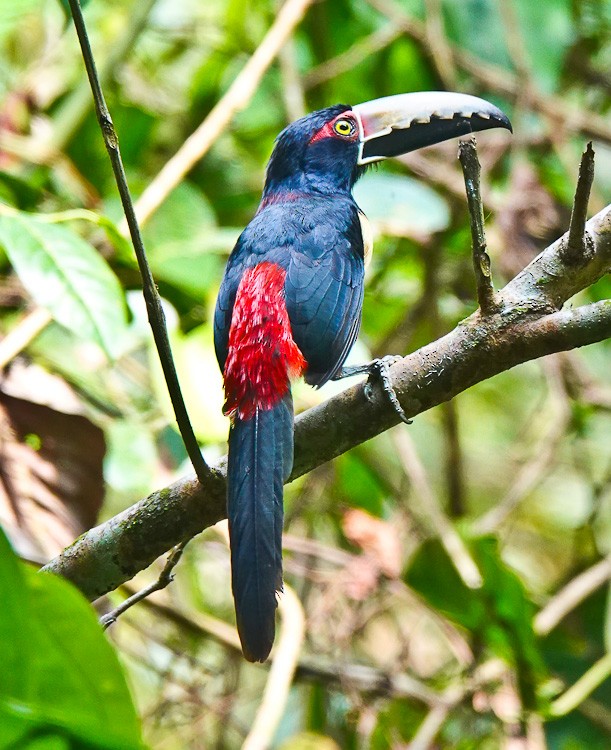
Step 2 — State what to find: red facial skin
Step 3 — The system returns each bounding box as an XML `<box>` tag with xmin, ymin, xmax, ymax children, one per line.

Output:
<box><xmin>309</xmin><ymin>113</ymin><xmax>358</xmax><ymax>144</ymax></box>
<box><xmin>223</xmin><ymin>262</ymin><xmax>306</xmax><ymax>420</ymax></box>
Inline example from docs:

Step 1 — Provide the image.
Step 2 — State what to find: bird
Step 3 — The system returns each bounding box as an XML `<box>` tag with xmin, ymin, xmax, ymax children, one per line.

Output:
<box><xmin>214</xmin><ymin>91</ymin><xmax>511</xmax><ymax>662</ymax></box>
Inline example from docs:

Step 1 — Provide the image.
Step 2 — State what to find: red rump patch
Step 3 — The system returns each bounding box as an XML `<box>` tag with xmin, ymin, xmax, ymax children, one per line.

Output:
<box><xmin>223</xmin><ymin>262</ymin><xmax>306</xmax><ymax>420</ymax></box>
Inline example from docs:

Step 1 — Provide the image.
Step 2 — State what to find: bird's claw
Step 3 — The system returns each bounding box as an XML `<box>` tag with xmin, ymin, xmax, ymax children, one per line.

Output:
<box><xmin>365</xmin><ymin>356</ymin><xmax>412</xmax><ymax>424</ymax></box>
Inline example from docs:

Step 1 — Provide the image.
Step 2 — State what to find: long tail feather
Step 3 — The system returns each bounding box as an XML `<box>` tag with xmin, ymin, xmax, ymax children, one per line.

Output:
<box><xmin>227</xmin><ymin>393</ymin><xmax>293</xmax><ymax>662</ymax></box>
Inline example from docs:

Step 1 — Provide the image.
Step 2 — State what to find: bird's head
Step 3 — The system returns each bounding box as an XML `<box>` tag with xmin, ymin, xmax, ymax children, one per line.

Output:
<box><xmin>263</xmin><ymin>92</ymin><xmax>511</xmax><ymax>199</ymax></box>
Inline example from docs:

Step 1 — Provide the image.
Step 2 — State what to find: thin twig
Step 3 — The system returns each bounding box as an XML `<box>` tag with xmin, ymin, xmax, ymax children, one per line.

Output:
<box><xmin>561</xmin><ymin>142</ymin><xmax>596</xmax><ymax>265</ymax></box>
<box><xmin>392</xmin><ymin>429</ymin><xmax>483</xmax><ymax>589</ymax></box>
<box><xmin>66</xmin><ymin>0</ymin><xmax>211</xmax><ymax>484</ymax></box>
<box><xmin>410</xmin><ymin>703</ymin><xmax>452</xmax><ymax>750</ymax></box>
<box><xmin>100</xmin><ymin>540</ymin><xmax>188</xmax><ymax>629</ymax></box>
<box><xmin>473</xmin><ymin>357</ymin><xmax>572</xmax><ymax>534</ymax></box>
<box><xmin>534</xmin><ymin>556</ymin><xmax>611</xmax><ymax>636</ymax></box>
<box><xmin>128</xmin><ymin>0</ymin><xmax>314</xmax><ymax>231</ymax></box>
<box><xmin>442</xmin><ymin>399</ymin><xmax>465</xmax><ymax>518</ymax></box>
<box><xmin>549</xmin><ymin>653</ymin><xmax>611</xmax><ymax>717</ymax></box>
<box><xmin>243</xmin><ymin>586</ymin><xmax>305</xmax><ymax>750</ymax></box>
<box><xmin>48</xmin><ymin>0</ymin><xmax>158</xmax><ymax>156</ymax></box>
<box><xmin>303</xmin><ymin>24</ymin><xmax>402</xmax><ymax>90</ymax></box>
<box><xmin>423</xmin><ymin>0</ymin><xmax>457</xmax><ymax>89</ymax></box>
<box><xmin>0</xmin><ymin>307</ymin><xmax>52</xmax><ymax>369</ymax></box>
<box><xmin>458</xmin><ymin>137</ymin><xmax>497</xmax><ymax>314</ymax></box>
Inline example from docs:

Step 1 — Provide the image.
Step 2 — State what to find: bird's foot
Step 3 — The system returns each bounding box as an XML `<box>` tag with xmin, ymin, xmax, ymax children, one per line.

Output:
<box><xmin>364</xmin><ymin>356</ymin><xmax>412</xmax><ymax>424</ymax></box>
<box><xmin>334</xmin><ymin>355</ymin><xmax>412</xmax><ymax>424</ymax></box>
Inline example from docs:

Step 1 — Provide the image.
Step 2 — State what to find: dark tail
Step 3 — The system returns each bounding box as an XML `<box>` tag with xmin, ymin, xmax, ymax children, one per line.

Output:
<box><xmin>227</xmin><ymin>393</ymin><xmax>294</xmax><ymax>662</ymax></box>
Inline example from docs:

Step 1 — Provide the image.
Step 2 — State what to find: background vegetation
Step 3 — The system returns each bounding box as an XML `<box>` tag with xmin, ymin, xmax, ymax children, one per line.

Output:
<box><xmin>0</xmin><ymin>0</ymin><xmax>609</xmax><ymax>747</ymax></box>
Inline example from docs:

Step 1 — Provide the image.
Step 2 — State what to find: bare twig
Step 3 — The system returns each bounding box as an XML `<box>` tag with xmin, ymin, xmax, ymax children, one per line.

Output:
<box><xmin>128</xmin><ymin>0</ymin><xmax>314</xmax><ymax>231</ymax></box>
<box><xmin>473</xmin><ymin>357</ymin><xmax>572</xmax><ymax>534</ymax></box>
<box><xmin>442</xmin><ymin>400</ymin><xmax>465</xmax><ymax>518</ymax></box>
<box><xmin>100</xmin><ymin>540</ymin><xmax>188</xmax><ymax>629</ymax></box>
<box><xmin>66</xmin><ymin>0</ymin><xmax>211</xmax><ymax>484</ymax></box>
<box><xmin>410</xmin><ymin>703</ymin><xmax>453</xmax><ymax>750</ymax></box>
<box><xmin>534</xmin><ymin>556</ymin><xmax>611</xmax><ymax>636</ymax></box>
<box><xmin>0</xmin><ymin>307</ymin><xmax>52</xmax><ymax>369</ymax></box>
<box><xmin>550</xmin><ymin>653</ymin><xmax>611</xmax><ymax>717</ymax></box>
<box><xmin>243</xmin><ymin>586</ymin><xmax>305</xmax><ymax>750</ymax></box>
<box><xmin>129</xmin><ymin>582</ymin><xmax>242</xmax><ymax>650</ymax></box>
<box><xmin>303</xmin><ymin>25</ymin><xmax>402</xmax><ymax>90</ymax></box>
<box><xmin>458</xmin><ymin>138</ymin><xmax>497</xmax><ymax>314</ymax></box>
<box><xmin>423</xmin><ymin>0</ymin><xmax>457</xmax><ymax>89</ymax></box>
<box><xmin>392</xmin><ymin>429</ymin><xmax>483</xmax><ymax>589</ymax></box>
<box><xmin>561</xmin><ymin>143</ymin><xmax>596</xmax><ymax>265</ymax></box>
<box><xmin>48</xmin><ymin>0</ymin><xmax>159</xmax><ymax>156</ymax></box>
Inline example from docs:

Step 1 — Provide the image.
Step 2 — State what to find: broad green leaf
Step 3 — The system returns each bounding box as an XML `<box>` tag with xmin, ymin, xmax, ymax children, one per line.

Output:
<box><xmin>354</xmin><ymin>173</ymin><xmax>450</xmax><ymax>236</ymax></box>
<box><xmin>443</xmin><ymin>0</ymin><xmax>512</xmax><ymax>69</ymax></box>
<box><xmin>513</xmin><ymin>0</ymin><xmax>574</xmax><ymax>94</ymax></box>
<box><xmin>148</xmin><ymin>323</ymin><xmax>228</xmax><ymax>443</ymax></box>
<box><xmin>0</xmin><ymin>519</ymin><xmax>31</xmax><ymax>704</ymax></box>
<box><xmin>0</xmin><ymin>528</ymin><xmax>144</xmax><ymax>749</ymax></box>
<box><xmin>407</xmin><ymin>536</ymin><xmax>486</xmax><ymax>631</ymax></box>
<box><xmin>141</xmin><ymin>182</ymin><xmax>234</xmax><ymax>297</ymax></box>
<box><xmin>335</xmin><ymin>452</ymin><xmax>386</xmax><ymax>516</ymax></box>
<box><xmin>0</xmin><ymin>0</ymin><xmax>44</xmax><ymax>42</ymax></box>
<box><xmin>44</xmin><ymin>208</ymin><xmax>133</xmax><ymax>264</ymax></box>
<box><xmin>406</xmin><ymin>537</ymin><xmax>545</xmax><ymax>709</ymax></box>
<box><xmin>0</xmin><ymin>213</ymin><xmax>128</xmax><ymax>359</ymax></box>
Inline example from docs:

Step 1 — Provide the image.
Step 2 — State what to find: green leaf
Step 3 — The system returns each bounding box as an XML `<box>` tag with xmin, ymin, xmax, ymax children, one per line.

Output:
<box><xmin>407</xmin><ymin>537</ymin><xmax>486</xmax><ymax>631</ymax></box>
<box><xmin>0</xmin><ymin>527</ymin><xmax>144</xmax><ymax>749</ymax></box>
<box><xmin>0</xmin><ymin>213</ymin><xmax>128</xmax><ymax>359</ymax></box>
<box><xmin>353</xmin><ymin>173</ymin><xmax>450</xmax><ymax>236</ymax></box>
<box><xmin>141</xmin><ymin>182</ymin><xmax>234</xmax><ymax>297</ymax></box>
<box><xmin>513</xmin><ymin>0</ymin><xmax>574</xmax><ymax>93</ymax></box>
<box><xmin>406</xmin><ymin>537</ymin><xmax>546</xmax><ymax>709</ymax></box>
<box><xmin>443</xmin><ymin>0</ymin><xmax>512</xmax><ymax>69</ymax></box>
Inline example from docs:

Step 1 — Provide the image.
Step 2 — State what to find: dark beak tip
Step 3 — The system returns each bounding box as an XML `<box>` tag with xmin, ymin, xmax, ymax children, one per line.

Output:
<box><xmin>354</xmin><ymin>92</ymin><xmax>512</xmax><ymax>164</ymax></box>
<box><xmin>489</xmin><ymin>109</ymin><xmax>513</xmax><ymax>134</ymax></box>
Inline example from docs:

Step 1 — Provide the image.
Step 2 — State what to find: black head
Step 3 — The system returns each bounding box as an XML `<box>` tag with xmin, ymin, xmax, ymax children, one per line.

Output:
<box><xmin>263</xmin><ymin>104</ymin><xmax>362</xmax><ymax>199</ymax></box>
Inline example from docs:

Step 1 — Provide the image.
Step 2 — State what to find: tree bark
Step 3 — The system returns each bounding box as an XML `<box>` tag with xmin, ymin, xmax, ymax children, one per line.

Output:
<box><xmin>42</xmin><ymin>205</ymin><xmax>611</xmax><ymax>601</ymax></box>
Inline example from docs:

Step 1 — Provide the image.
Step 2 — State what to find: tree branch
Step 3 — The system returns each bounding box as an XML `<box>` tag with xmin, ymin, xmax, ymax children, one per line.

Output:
<box><xmin>458</xmin><ymin>137</ymin><xmax>497</xmax><ymax>314</ymax></box>
<box><xmin>66</xmin><ymin>0</ymin><xmax>211</xmax><ymax>484</ymax></box>
<box><xmin>42</xmin><ymin>205</ymin><xmax>611</xmax><ymax>601</ymax></box>
<box><xmin>99</xmin><ymin>540</ymin><xmax>187</xmax><ymax>629</ymax></box>
<box><xmin>562</xmin><ymin>142</ymin><xmax>596</xmax><ymax>265</ymax></box>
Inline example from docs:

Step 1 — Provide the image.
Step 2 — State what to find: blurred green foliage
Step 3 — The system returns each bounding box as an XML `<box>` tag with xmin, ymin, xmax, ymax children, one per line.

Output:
<box><xmin>0</xmin><ymin>528</ymin><xmax>143</xmax><ymax>749</ymax></box>
<box><xmin>0</xmin><ymin>0</ymin><xmax>609</xmax><ymax>747</ymax></box>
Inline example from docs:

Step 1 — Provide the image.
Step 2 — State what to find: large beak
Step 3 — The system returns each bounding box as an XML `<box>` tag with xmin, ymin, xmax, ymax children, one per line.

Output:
<box><xmin>352</xmin><ymin>92</ymin><xmax>512</xmax><ymax>165</ymax></box>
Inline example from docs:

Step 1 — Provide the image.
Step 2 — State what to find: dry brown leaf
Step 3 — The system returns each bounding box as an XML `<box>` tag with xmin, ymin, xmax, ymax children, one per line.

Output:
<box><xmin>0</xmin><ymin>362</ymin><xmax>105</xmax><ymax>561</ymax></box>
<box><xmin>342</xmin><ymin>508</ymin><xmax>402</xmax><ymax>579</ymax></box>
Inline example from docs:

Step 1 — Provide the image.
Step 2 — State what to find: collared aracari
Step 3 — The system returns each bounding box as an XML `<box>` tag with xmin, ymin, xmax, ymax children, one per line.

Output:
<box><xmin>214</xmin><ymin>92</ymin><xmax>511</xmax><ymax>662</ymax></box>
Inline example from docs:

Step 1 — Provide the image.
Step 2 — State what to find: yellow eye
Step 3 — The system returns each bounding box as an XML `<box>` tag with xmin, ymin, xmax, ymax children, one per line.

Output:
<box><xmin>333</xmin><ymin>118</ymin><xmax>355</xmax><ymax>137</ymax></box>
